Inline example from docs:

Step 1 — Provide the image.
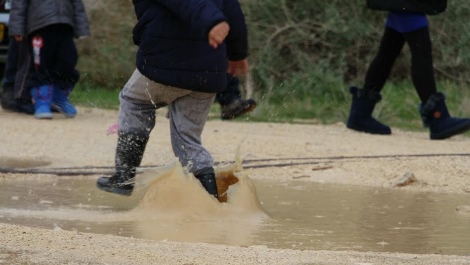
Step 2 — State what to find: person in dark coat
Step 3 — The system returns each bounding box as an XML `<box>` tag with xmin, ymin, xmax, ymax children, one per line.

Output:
<box><xmin>346</xmin><ymin>10</ymin><xmax>470</xmax><ymax>140</ymax></box>
<box><xmin>9</xmin><ymin>0</ymin><xmax>90</xmax><ymax>119</ymax></box>
<box><xmin>96</xmin><ymin>0</ymin><xmax>249</xmax><ymax>198</ymax></box>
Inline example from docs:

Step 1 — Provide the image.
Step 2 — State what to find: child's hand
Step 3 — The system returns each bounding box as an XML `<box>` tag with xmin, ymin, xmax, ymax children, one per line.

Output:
<box><xmin>227</xmin><ymin>59</ymin><xmax>248</xmax><ymax>77</ymax></box>
<box><xmin>208</xmin><ymin>21</ymin><xmax>229</xmax><ymax>49</ymax></box>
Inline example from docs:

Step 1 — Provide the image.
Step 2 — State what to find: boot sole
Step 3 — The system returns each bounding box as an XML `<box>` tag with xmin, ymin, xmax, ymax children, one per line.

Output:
<box><xmin>221</xmin><ymin>103</ymin><xmax>257</xmax><ymax>120</ymax></box>
<box><xmin>430</xmin><ymin>120</ymin><xmax>470</xmax><ymax>140</ymax></box>
<box><xmin>346</xmin><ymin>123</ymin><xmax>392</xmax><ymax>135</ymax></box>
<box><xmin>35</xmin><ymin>113</ymin><xmax>53</xmax><ymax>119</ymax></box>
<box><xmin>51</xmin><ymin>104</ymin><xmax>77</xmax><ymax>118</ymax></box>
<box><xmin>96</xmin><ymin>182</ymin><xmax>133</xmax><ymax>196</ymax></box>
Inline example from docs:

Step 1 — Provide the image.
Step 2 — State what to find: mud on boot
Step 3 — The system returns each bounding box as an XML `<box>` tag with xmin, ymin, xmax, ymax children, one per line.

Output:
<box><xmin>420</xmin><ymin>92</ymin><xmax>470</xmax><ymax>140</ymax></box>
<box><xmin>346</xmin><ymin>86</ymin><xmax>391</xmax><ymax>135</ymax></box>
<box><xmin>194</xmin><ymin>167</ymin><xmax>219</xmax><ymax>199</ymax></box>
<box><xmin>96</xmin><ymin>131</ymin><xmax>149</xmax><ymax>196</ymax></box>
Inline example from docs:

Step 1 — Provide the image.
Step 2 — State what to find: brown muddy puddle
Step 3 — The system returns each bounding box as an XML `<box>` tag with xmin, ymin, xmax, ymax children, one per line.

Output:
<box><xmin>0</xmin><ymin>166</ymin><xmax>469</xmax><ymax>256</ymax></box>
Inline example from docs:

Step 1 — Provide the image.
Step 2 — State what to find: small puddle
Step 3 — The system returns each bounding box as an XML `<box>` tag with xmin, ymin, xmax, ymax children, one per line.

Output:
<box><xmin>0</xmin><ymin>157</ymin><xmax>51</xmax><ymax>169</ymax></box>
<box><xmin>0</xmin><ymin>170</ymin><xmax>469</xmax><ymax>256</ymax></box>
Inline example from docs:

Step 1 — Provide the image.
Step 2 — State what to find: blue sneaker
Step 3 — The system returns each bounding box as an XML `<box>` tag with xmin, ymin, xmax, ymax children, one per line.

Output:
<box><xmin>31</xmin><ymin>85</ymin><xmax>53</xmax><ymax>119</ymax></box>
<box><xmin>52</xmin><ymin>87</ymin><xmax>77</xmax><ymax>118</ymax></box>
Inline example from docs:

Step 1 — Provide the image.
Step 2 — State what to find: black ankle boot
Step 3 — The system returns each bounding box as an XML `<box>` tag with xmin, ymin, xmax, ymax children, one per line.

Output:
<box><xmin>346</xmin><ymin>86</ymin><xmax>391</xmax><ymax>135</ymax></box>
<box><xmin>221</xmin><ymin>99</ymin><xmax>257</xmax><ymax>120</ymax></box>
<box><xmin>97</xmin><ymin>132</ymin><xmax>149</xmax><ymax>196</ymax></box>
<box><xmin>194</xmin><ymin>167</ymin><xmax>219</xmax><ymax>199</ymax></box>
<box><xmin>420</xmin><ymin>92</ymin><xmax>470</xmax><ymax>140</ymax></box>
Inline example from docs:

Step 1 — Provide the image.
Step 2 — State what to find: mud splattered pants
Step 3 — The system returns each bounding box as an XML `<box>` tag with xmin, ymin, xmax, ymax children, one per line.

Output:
<box><xmin>118</xmin><ymin>69</ymin><xmax>215</xmax><ymax>173</ymax></box>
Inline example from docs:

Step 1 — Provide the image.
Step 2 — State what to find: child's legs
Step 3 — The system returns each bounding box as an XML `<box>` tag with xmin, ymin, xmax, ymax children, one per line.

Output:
<box><xmin>364</xmin><ymin>27</ymin><xmax>405</xmax><ymax>92</ymax></box>
<box><xmin>118</xmin><ymin>69</ymin><xmax>191</xmax><ymax>136</ymax></box>
<box><xmin>27</xmin><ymin>25</ymin><xmax>78</xmax><ymax>90</ymax></box>
<box><xmin>54</xmin><ymin>26</ymin><xmax>79</xmax><ymax>89</ymax></box>
<box><xmin>404</xmin><ymin>27</ymin><xmax>436</xmax><ymax>103</ymax></box>
<box><xmin>169</xmin><ymin>92</ymin><xmax>215</xmax><ymax>173</ymax></box>
<box><xmin>27</xmin><ymin>26</ymin><xmax>59</xmax><ymax>88</ymax></box>
<box><xmin>215</xmin><ymin>75</ymin><xmax>241</xmax><ymax>106</ymax></box>
<box><xmin>119</xmin><ymin>69</ymin><xmax>214</xmax><ymax>172</ymax></box>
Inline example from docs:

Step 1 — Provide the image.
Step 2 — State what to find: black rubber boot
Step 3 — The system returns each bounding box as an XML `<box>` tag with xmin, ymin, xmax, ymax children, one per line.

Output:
<box><xmin>420</xmin><ymin>92</ymin><xmax>470</xmax><ymax>140</ymax></box>
<box><xmin>346</xmin><ymin>86</ymin><xmax>391</xmax><ymax>135</ymax></box>
<box><xmin>194</xmin><ymin>167</ymin><xmax>219</xmax><ymax>199</ymax></box>
<box><xmin>96</xmin><ymin>132</ymin><xmax>149</xmax><ymax>196</ymax></box>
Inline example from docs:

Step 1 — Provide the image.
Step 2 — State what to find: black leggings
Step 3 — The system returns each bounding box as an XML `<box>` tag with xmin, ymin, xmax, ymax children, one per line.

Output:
<box><xmin>363</xmin><ymin>26</ymin><xmax>436</xmax><ymax>103</ymax></box>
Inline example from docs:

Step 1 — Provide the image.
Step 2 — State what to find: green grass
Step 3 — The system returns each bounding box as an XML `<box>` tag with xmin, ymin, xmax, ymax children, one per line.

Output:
<box><xmin>70</xmin><ymin>82</ymin><xmax>120</xmax><ymax>110</ymax></box>
<box><xmin>72</xmin><ymin>78</ymin><xmax>470</xmax><ymax>136</ymax></box>
<box><xmin>71</xmin><ymin>75</ymin><xmax>470</xmax><ymax>136</ymax></box>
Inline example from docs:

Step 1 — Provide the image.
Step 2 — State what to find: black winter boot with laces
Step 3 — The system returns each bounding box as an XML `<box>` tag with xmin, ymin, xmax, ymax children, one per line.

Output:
<box><xmin>96</xmin><ymin>132</ymin><xmax>149</xmax><ymax>196</ymax></box>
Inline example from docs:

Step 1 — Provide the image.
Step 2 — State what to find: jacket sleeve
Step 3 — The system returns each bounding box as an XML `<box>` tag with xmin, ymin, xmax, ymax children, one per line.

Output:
<box><xmin>72</xmin><ymin>0</ymin><xmax>91</xmax><ymax>38</ymax></box>
<box><xmin>155</xmin><ymin>0</ymin><xmax>227</xmax><ymax>39</ymax></box>
<box><xmin>223</xmin><ymin>0</ymin><xmax>248</xmax><ymax>61</ymax></box>
<box><xmin>8</xmin><ymin>0</ymin><xmax>28</xmax><ymax>37</ymax></box>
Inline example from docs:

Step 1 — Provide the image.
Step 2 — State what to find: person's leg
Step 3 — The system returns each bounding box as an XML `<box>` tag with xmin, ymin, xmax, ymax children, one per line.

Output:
<box><xmin>169</xmin><ymin>91</ymin><xmax>218</xmax><ymax>198</ymax></box>
<box><xmin>28</xmin><ymin>26</ymin><xmax>59</xmax><ymax>119</ymax></box>
<box><xmin>51</xmin><ymin>25</ymin><xmax>79</xmax><ymax>117</ymax></box>
<box><xmin>217</xmin><ymin>75</ymin><xmax>257</xmax><ymax>120</ymax></box>
<box><xmin>97</xmin><ymin>69</ymin><xmax>190</xmax><ymax>195</ymax></box>
<box><xmin>13</xmin><ymin>39</ymin><xmax>35</xmax><ymax>115</ymax></box>
<box><xmin>0</xmin><ymin>39</ymin><xmax>19</xmax><ymax>111</ymax></box>
<box><xmin>404</xmin><ymin>27</ymin><xmax>470</xmax><ymax>139</ymax></box>
<box><xmin>3</xmin><ymin>39</ymin><xmax>19</xmax><ymax>90</ymax></box>
<box><xmin>404</xmin><ymin>27</ymin><xmax>436</xmax><ymax>103</ymax></box>
<box><xmin>347</xmin><ymin>27</ymin><xmax>404</xmax><ymax>135</ymax></box>
<box><xmin>364</xmin><ymin>27</ymin><xmax>405</xmax><ymax>92</ymax></box>
<box><xmin>216</xmin><ymin>75</ymin><xmax>240</xmax><ymax>106</ymax></box>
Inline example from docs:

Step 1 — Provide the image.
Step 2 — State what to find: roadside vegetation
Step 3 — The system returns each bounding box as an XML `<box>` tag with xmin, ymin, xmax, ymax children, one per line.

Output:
<box><xmin>74</xmin><ymin>0</ymin><xmax>470</xmax><ymax>131</ymax></box>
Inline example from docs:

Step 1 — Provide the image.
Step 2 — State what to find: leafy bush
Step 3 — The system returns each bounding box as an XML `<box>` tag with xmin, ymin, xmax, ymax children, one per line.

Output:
<box><xmin>77</xmin><ymin>0</ymin><xmax>470</xmax><ymax>124</ymax></box>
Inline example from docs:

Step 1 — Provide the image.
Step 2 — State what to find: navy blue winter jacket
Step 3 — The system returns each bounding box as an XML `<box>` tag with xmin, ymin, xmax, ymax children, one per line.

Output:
<box><xmin>132</xmin><ymin>0</ymin><xmax>249</xmax><ymax>93</ymax></box>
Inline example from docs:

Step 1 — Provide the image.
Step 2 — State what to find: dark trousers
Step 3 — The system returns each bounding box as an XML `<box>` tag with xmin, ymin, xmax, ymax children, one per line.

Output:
<box><xmin>2</xmin><ymin>39</ymin><xmax>19</xmax><ymax>89</ymax></box>
<box><xmin>215</xmin><ymin>75</ymin><xmax>241</xmax><ymax>106</ymax></box>
<box><xmin>364</xmin><ymin>26</ymin><xmax>436</xmax><ymax>103</ymax></box>
<box><xmin>27</xmin><ymin>24</ymin><xmax>79</xmax><ymax>89</ymax></box>
<box><xmin>2</xmin><ymin>38</ymin><xmax>31</xmax><ymax>100</ymax></box>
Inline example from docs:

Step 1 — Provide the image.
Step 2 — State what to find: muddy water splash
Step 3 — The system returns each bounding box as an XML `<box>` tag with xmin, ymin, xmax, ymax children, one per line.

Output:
<box><xmin>121</xmin><ymin>160</ymin><xmax>268</xmax><ymax>244</ymax></box>
<box><xmin>134</xmin><ymin>160</ymin><xmax>266</xmax><ymax>214</ymax></box>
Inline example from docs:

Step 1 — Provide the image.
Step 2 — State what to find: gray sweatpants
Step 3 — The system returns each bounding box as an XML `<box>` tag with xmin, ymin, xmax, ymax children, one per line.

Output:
<box><xmin>118</xmin><ymin>69</ymin><xmax>215</xmax><ymax>173</ymax></box>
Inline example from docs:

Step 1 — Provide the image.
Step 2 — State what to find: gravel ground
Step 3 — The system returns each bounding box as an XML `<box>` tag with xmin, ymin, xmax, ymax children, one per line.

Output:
<box><xmin>1</xmin><ymin>107</ymin><xmax>469</xmax><ymax>265</ymax></box>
